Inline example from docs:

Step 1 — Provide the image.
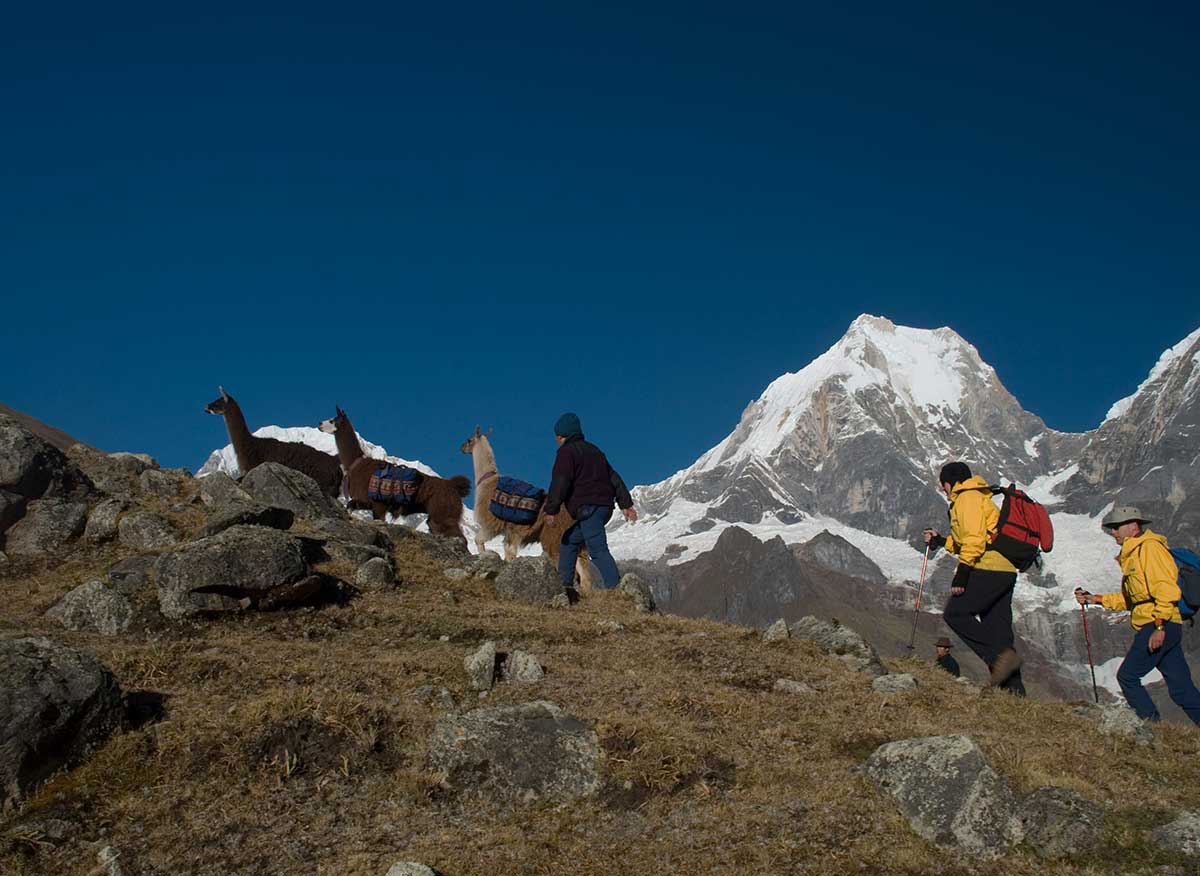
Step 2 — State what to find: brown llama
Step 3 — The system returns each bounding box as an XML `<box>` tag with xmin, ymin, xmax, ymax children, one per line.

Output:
<box><xmin>319</xmin><ymin>406</ymin><xmax>469</xmax><ymax>539</ymax></box>
<box><xmin>205</xmin><ymin>386</ymin><xmax>342</xmax><ymax>497</ymax></box>
<box><xmin>460</xmin><ymin>426</ymin><xmax>593</xmax><ymax>591</ymax></box>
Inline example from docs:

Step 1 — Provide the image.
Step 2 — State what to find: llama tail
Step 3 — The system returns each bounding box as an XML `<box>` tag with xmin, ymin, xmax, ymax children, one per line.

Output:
<box><xmin>448</xmin><ymin>475</ymin><xmax>471</xmax><ymax>499</ymax></box>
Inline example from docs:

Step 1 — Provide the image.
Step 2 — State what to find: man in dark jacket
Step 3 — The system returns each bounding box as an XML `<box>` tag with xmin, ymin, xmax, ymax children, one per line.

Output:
<box><xmin>544</xmin><ymin>412</ymin><xmax>637</xmax><ymax>596</ymax></box>
<box><xmin>934</xmin><ymin>637</ymin><xmax>960</xmax><ymax>677</ymax></box>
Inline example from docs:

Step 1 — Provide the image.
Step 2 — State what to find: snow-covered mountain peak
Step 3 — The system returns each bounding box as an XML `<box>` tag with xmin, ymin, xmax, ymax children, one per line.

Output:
<box><xmin>1103</xmin><ymin>325</ymin><xmax>1200</xmax><ymax>423</ymax></box>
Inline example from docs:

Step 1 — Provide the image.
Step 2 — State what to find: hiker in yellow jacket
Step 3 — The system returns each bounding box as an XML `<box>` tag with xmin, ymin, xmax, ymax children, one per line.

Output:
<box><xmin>923</xmin><ymin>462</ymin><xmax>1024</xmax><ymax>694</ymax></box>
<box><xmin>1075</xmin><ymin>506</ymin><xmax>1200</xmax><ymax>725</ymax></box>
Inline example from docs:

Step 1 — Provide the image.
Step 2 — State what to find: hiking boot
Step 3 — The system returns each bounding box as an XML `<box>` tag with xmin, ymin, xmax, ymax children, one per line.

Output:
<box><xmin>563</xmin><ymin>587</ymin><xmax>580</xmax><ymax>606</ymax></box>
<box><xmin>989</xmin><ymin>648</ymin><xmax>1022</xmax><ymax>686</ymax></box>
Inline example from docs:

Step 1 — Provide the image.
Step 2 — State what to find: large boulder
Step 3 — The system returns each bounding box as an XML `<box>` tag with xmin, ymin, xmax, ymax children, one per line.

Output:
<box><xmin>617</xmin><ymin>572</ymin><xmax>656</xmax><ymax>612</ymax></box>
<box><xmin>196</xmin><ymin>471</ymin><xmax>253</xmax><ymax>507</ymax></box>
<box><xmin>198</xmin><ymin>501</ymin><xmax>294</xmax><ymax>538</ymax></box>
<box><xmin>494</xmin><ymin>557</ymin><xmax>563</xmax><ymax>604</ymax></box>
<box><xmin>310</xmin><ymin>518</ymin><xmax>385</xmax><ymax>547</ymax></box>
<box><xmin>84</xmin><ymin>498</ymin><xmax>126</xmax><ymax>543</ymax></box>
<box><xmin>118</xmin><ymin>511</ymin><xmax>180</xmax><ymax>551</ymax></box>
<box><xmin>355</xmin><ymin>557</ymin><xmax>395</xmax><ymax>589</ymax></box>
<box><xmin>240</xmin><ymin>462</ymin><xmax>344</xmax><ymax>521</ymax></box>
<box><xmin>864</xmin><ymin>734</ymin><xmax>1023</xmax><ymax>857</ymax></box>
<box><xmin>0</xmin><ymin>637</ymin><xmax>123</xmax><ymax>808</ymax></box>
<box><xmin>138</xmin><ymin>468</ymin><xmax>180</xmax><ymax>499</ymax></box>
<box><xmin>107</xmin><ymin>556</ymin><xmax>156</xmax><ymax>595</ymax></box>
<box><xmin>45</xmin><ymin>581</ymin><xmax>134</xmax><ymax>636</ymax></box>
<box><xmin>429</xmin><ymin>701</ymin><xmax>602</xmax><ymax>803</ymax></box>
<box><xmin>0</xmin><ymin>416</ymin><xmax>91</xmax><ymax>501</ymax></box>
<box><xmin>3</xmin><ymin>499</ymin><xmax>88</xmax><ymax>557</ymax></box>
<box><xmin>789</xmin><ymin>616</ymin><xmax>887</xmax><ymax>677</ymax></box>
<box><xmin>1019</xmin><ymin>787</ymin><xmax>1105</xmax><ymax>859</ymax></box>
<box><xmin>65</xmin><ymin>444</ymin><xmax>146</xmax><ymax>498</ymax></box>
<box><xmin>154</xmin><ymin>524</ymin><xmax>309</xmax><ymax>618</ymax></box>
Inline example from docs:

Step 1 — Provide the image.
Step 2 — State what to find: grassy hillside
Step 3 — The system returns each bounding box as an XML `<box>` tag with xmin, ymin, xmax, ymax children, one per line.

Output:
<box><xmin>2</xmin><ymin>514</ymin><xmax>1199</xmax><ymax>875</ymax></box>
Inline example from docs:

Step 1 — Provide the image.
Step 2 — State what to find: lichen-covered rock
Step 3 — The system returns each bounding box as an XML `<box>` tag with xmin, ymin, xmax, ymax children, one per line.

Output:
<box><xmin>138</xmin><ymin>468</ymin><xmax>180</xmax><ymax>499</ymax></box>
<box><xmin>0</xmin><ymin>637</ymin><xmax>123</xmax><ymax>807</ymax></box>
<box><xmin>197</xmin><ymin>471</ymin><xmax>253</xmax><ymax>507</ymax></box>
<box><xmin>618</xmin><ymin>573</ymin><xmax>655</xmax><ymax>613</ymax></box>
<box><xmin>465</xmin><ymin>641</ymin><xmax>498</xmax><ymax>691</ymax></box>
<box><xmin>1020</xmin><ymin>787</ymin><xmax>1105</xmax><ymax>859</ymax></box>
<box><xmin>107</xmin><ymin>556</ymin><xmax>156</xmax><ymax>595</ymax></box>
<box><xmin>774</xmin><ymin>679</ymin><xmax>815</xmax><ymax>695</ymax></box>
<box><xmin>155</xmin><ymin>524</ymin><xmax>308</xmax><ymax>618</ymax></box>
<box><xmin>790</xmin><ymin>616</ymin><xmax>887</xmax><ymax>677</ymax></box>
<box><xmin>1075</xmin><ymin>703</ymin><xmax>1154</xmax><ymax>745</ymax></box>
<box><xmin>198</xmin><ymin>501</ymin><xmax>294</xmax><ymax>538</ymax></box>
<box><xmin>470</xmin><ymin>550</ymin><xmax>504</xmax><ymax>580</ymax></box>
<box><xmin>84</xmin><ymin>498</ymin><xmax>126</xmax><ymax>542</ymax></box>
<box><xmin>3</xmin><ymin>498</ymin><xmax>88</xmax><ymax>557</ymax></box>
<box><xmin>494</xmin><ymin>557</ymin><xmax>563</xmax><ymax>605</ymax></box>
<box><xmin>45</xmin><ymin>580</ymin><xmax>133</xmax><ymax>636</ymax></box>
<box><xmin>0</xmin><ymin>416</ymin><xmax>91</xmax><ymax>500</ymax></box>
<box><xmin>240</xmin><ymin>462</ymin><xmax>345</xmax><ymax>520</ymax></box>
<box><xmin>503</xmin><ymin>650</ymin><xmax>545</xmax><ymax>683</ymax></box>
<box><xmin>1150</xmin><ymin>811</ymin><xmax>1200</xmax><ymax>856</ymax></box>
<box><xmin>311</xmin><ymin>518</ymin><xmax>385</xmax><ymax>547</ymax></box>
<box><xmin>118</xmin><ymin>511</ymin><xmax>180</xmax><ymax>551</ymax></box>
<box><xmin>386</xmin><ymin>863</ymin><xmax>436</xmax><ymax>876</ymax></box>
<box><xmin>356</xmin><ymin>557</ymin><xmax>395</xmax><ymax>589</ymax></box>
<box><xmin>864</xmin><ymin>734</ymin><xmax>1023</xmax><ymax>857</ymax></box>
<box><xmin>763</xmin><ymin>618</ymin><xmax>790</xmax><ymax>642</ymax></box>
<box><xmin>429</xmin><ymin>701</ymin><xmax>601</xmax><ymax>803</ymax></box>
<box><xmin>872</xmin><ymin>673</ymin><xmax>918</xmax><ymax>694</ymax></box>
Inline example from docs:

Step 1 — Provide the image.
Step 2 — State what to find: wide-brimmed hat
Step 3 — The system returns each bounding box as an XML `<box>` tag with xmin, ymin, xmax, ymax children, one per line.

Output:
<box><xmin>1101</xmin><ymin>505</ymin><xmax>1152</xmax><ymax>528</ymax></box>
<box><xmin>935</xmin><ymin>637</ymin><xmax>953</xmax><ymax>649</ymax></box>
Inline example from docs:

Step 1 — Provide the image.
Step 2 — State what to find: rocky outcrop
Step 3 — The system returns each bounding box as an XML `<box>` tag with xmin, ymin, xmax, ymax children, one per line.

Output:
<box><xmin>792</xmin><ymin>530</ymin><xmax>886</xmax><ymax>585</ymax></box>
<box><xmin>3</xmin><ymin>499</ymin><xmax>88</xmax><ymax>557</ymax></box>
<box><xmin>240</xmin><ymin>462</ymin><xmax>344</xmax><ymax>521</ymax></box>
<box><xmin>493</xmin><ymin>557</ymin><xmax>563</xmax><ymax>604</ymax></box>
<box><xmin>0</xmin><ymin>415</ymin><xmax>92</xmax><ymax>504</ymax></box>
<box><xmin>155</xmin><ymin>524</ymin><xmax>310</xmax><ymax>618</ymax></box>
<box><xmin>0</xmin><ymin>637</ymin><xmax>123</xmax><ymax>807</ymax></box>
<box><xmin>45</xmin><ymin>581</ymin><xmax>134</xmax><ymax>636</ymax></box>
<box><xmin>429</xmin><ymin>701</ymin><xmax>601</xmax><ymax>803</ymax></box>
<box><xmin>864</xmin><ymin>734</ymin><xmax>1023</xmax><ymax>857</ymax></box>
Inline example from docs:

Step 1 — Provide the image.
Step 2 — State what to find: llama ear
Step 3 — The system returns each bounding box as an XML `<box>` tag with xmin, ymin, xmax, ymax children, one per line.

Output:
<box><xmin>219</xmin><ymin>386</ymin><xmax>228</xmax><ymax>399</ymax></box>
<box><xmin>336</xmin><ymin>405</ymin><xmax>344</xmax><ymax>416</ymax></box>
<box><xmin>474</xmin><ymin>425</ymin><xmax>481</xmax><ymax>437</ymax></box>
<box><xmin>486</xmin><ymin>428</ymin><xmax>493</xmax><ymax>438</ymax></box>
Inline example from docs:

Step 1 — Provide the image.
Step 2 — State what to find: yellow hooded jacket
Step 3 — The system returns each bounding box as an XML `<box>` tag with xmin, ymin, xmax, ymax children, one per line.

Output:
<box><xmin>943</xmin><ymin>476</ymin><xmax>1017</xmax><ymax>574</ymax></box>
<box><xmin>1099</xmin><ymin>529</ymin><xmax>1182</xmax><ymax>630</ymax></box>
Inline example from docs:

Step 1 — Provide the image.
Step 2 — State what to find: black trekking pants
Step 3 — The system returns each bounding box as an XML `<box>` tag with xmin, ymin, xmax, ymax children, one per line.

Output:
<box><xmin>943</xmin><ymin>567</ymin><xmax>1025</xmax><ymax>695</ymax></box>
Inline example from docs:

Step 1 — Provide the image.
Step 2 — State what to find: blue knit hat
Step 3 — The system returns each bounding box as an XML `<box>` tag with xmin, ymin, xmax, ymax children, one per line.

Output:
<box><xmin>554</xmin><ymin>412</ymin><xmax>583</xmax><ymax>438</ymax></box>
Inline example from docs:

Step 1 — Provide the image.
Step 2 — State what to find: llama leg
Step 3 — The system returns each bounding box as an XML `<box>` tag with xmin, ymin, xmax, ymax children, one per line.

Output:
<box><xmin>503</xmin><ymin>534</ymin><xmax>519</xmax><ymax>562</ymax></box>
<box><xmin>575</xmin><ymin>557</ymin><xmax>593</xmax><ymax>593</ymax></box>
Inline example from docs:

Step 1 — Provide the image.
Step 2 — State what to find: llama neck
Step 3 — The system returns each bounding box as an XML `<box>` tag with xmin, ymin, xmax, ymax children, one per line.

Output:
<box><xmin>472</xmin><ymin>439</ymin><xmax>498</xmax><ymax>482</ymax></box>
<box><xmin>222</xmin><ymin>398</ymin><xmax>257</xmax><ymax>467</ymax></box>
<box><xmin>333</xmin><ymin>420</ymin><xmax>365</xmax><ymax>468</ymax></box>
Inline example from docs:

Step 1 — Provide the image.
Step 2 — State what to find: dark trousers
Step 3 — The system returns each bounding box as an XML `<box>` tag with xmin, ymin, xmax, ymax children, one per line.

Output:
<box><xmin>943</xmin><ymin>568</ymin><xmax>1025</xmax><ymax>695</ymax></box>
<box><xmin>1117</xmin><ymin>622</ymin><xmax>1200</xmax><ymax>724</ymax></box>
<box><xmin>558</xmin><ymin>504</ymin><xmax>620</xmax><ymax>589</ymax></box>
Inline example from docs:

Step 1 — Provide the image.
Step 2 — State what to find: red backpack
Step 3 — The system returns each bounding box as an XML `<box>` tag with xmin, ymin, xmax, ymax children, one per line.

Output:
<box><xmin>988</xmin><ymin>484</ymin><xmax>1054</xmax><ymax>572</ymax></box>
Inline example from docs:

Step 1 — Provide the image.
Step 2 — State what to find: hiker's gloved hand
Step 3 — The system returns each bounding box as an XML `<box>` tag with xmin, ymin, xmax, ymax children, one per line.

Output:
<box><xmin>950</xmin><ymin>563</ymin><xmax>971</xmax><ymax>596</ymax></box>
<box><xmin>923</xmin><ymin>529</ymin><xmax>946</xmax><ymax>550</ymax></box>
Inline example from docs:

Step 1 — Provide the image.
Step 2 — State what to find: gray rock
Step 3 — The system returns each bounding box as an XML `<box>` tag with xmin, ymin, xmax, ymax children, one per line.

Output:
<box><xmin>64</xmin><ymin>445</ymin><xmax>144</xmax><ymax>497</ymax></box>
<box><xmin>763</xmin><ymin>618</ymin><xmax>790</xmax><ymax>642</ymax></box>
<box><xmin>356</xmin><ymin>557</ymin><xmax>395</xmax><ymax>589</ymax></box>
<box><xmin>107</xmin><ymin>555</ymin><xmax>156</xmax><ymax>595</ymax></box>
<box><xmin>790</xmin><ymin>616</ymin><xmax>887</xmax><ymax>677</ymax></box>
<box><xmin>96</xmin><ymin>845</ymin><xmax>125</xmax><ymax>876</ymax></box>
<box><xmin>864</xmin><ymin>734</ymin><xmax>1023</xmax><ymax>857</ymax></box>
<box><xmin>443</xmin><ymin>567</ymin><xmax>469</xmax><ymax>581</ymax></box>
<box><xmin>84</xmin><ymin>498</ymin><xmax>126</xmax><ymax>542</ymax></box>
<box><xmin>3</xmin><ymin>498</ymin><xmax>88</xmax><ymax>557</ymax></box>
<box><xmin>138</xmin><ymin>468</ymin><xmax>179</xmax><ymax>498</ymax></box>
<box><xmin>470</xmin><ymin>550</ymin><xmax>505</xmax><ymax>579</ymax></box>
<box><xmin>617</xmin><ymin>572</ymin><xmax>656</xmax><ymax>613</ymax></box>
<box><xmin>1150</xmin><ymin>810</ymin><xmax>1200</xmax><ymax>856</ymax></box>
<box><xmin>1075</xmin><ymin>703</ymin><xmax>1154</xmax><ymax>744</ymax></box>
<box><xmin>386</xmin><ymin>863</ymin><xmax>436</xmax><ymax>876</ymax></box>
<box><xmin>320</xmin><ymin>538</ymin><xmax>389</xmax><ymax>569</ymax></box>
<box><xmin>597</xmin><ymin>620</ymin><xmax>625</xmax><ymax>633</ymax></box>
<box><xmin>0</xmin><ymin>489</ymin><xmax>26</xmax><ymax>535</ymax></box>
<box><xmin>774</xmin><ymin>678</ymin><xmax>815</xmax><ymax>695</ymax></box>
<box><xmin>311</xmin><ymin>517</ymin><xmax>384</xmax><ymax>547</ymax></box>
<box><xmin>45</xmin><ymin>580</ymin><xmax>133</xmax><ymax>636</ymax></box>
<box><xmin>465</xmin><ymin>641</ymin><xmax>498</xmax><ymax>691</ymax></box>
<box><xmin>872</xmin><ymin>673</ymin><xmax>919</xmax><ymax>694</ymax></box>
<box><xmin>0</xmin><ymin>637</ymin><xmax>123</xmax><ymax>808</ymax></box>
<box><xmin>197</xmin><ymin>471</ymin><xmax>253</xmax><ymax>507</ymax></box>
<box><xmin>0</xmin><ymin>416</ymin><xmax>90</xmax><ymax>500</ymax></box>
<box><xmin>549</xmin><ymin>593</ymin><xmax>571</xmax><ymax>609</ymax></box>
<box><xmin>199</xmin><ymin>500</ymin><xmax>294</xmax><ymax>538</ymax></box>
<box><xmin>413</xmin><ymin>685</ymin><xmax>457</xmax><ymax>711</ymax></box>
<box><xmin>494</xmin><ymin>557</ymin><xmax>563</xmax><ymax>604</ymax></box>
<box><xmin>429</xmin><ymin>701</ymin><xmax>601</xmax><ymax>803</ymax></box>
<box><xmin>503</xmin><ymin>650</ymin><xmax>545</xmax><ymax>683</ymax></box>
<box><xmin>155</xmin><ymin>524</ymin><xmax>309</xmax><ymax>618</ymax></box>
<box><xmin>118</xmin><ymin>511</ymin><xmax>180</xmax><ymax>551</ymax></box>
<box><xmin>1020</xmin><ymin>787</ymin><xmax>1105</xmax><ymax>859</ymax></box>
<box><xmin>240</xmin><ymin>462</ymin><xmax>345</xmax><ymax>521</ymax></box>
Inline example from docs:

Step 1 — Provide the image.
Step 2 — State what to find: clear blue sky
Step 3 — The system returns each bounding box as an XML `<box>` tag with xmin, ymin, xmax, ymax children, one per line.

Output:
<box><xmin>2</xmin><ymin>2</ymin><xmax>1197</xmax><ymax>488</ymax></box>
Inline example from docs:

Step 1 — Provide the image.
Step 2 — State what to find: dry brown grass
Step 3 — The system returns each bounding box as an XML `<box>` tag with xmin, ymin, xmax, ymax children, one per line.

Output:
<box><xmin>2</xmin><ymin>531</ymin><xmax>1199</xmax><ymax>875</ymax></box>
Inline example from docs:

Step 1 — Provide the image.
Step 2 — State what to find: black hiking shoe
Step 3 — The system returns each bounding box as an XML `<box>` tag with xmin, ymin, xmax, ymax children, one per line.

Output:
<box><xmin>563</xmin><ymin>587</ymin><xmax>580</xmax><ymax>606</ymax></box>
<box><xmin>989</xmin><ymin>648</ymin><xmax>1023</xmax><ymax>687</ymax></box>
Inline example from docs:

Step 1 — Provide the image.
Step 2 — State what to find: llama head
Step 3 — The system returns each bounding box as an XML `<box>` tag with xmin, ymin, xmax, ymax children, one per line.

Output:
<box><xmin>319</xmin><ymin>406</ymin><xmax>349</xmax><ymax>435</ymax></box>
<box><xmin>205</xmin><ymin>386</ymin><xmax>232</xmax><ymax>415</ymax></box>
<box><xmin>459</xmin><ymin>425</ymin><xmax>493</xmax><ymax>454</ymax></box>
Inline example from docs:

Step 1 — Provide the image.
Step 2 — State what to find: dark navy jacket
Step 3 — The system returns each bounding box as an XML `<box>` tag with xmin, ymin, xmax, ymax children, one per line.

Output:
<box><xmin>545</xmin><ymin>435</ymin><xmax>633</xmax><ymax>517</ymax></box>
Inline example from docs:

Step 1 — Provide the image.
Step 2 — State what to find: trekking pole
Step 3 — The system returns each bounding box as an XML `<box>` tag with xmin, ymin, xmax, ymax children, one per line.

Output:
<box><xmin>1079</xmin><ymin>598</ymin><xmax>1100</xmax><ymax>704</ymax></box>
<box><xmin>906</xmin><ymin>545</ymin><xmax>932</xmax><ymax>651</ymax></box>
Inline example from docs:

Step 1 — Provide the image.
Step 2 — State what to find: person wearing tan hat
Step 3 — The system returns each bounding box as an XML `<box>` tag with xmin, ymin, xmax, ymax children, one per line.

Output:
<box><xmin>934</xmin><ymin>637</ymin><xmax>960</xmax><ymax>677</ymax></box>
<box><xmin>1074</xmin><ymin>506</ymin><xmax>1200</xmax><ymax>725</ymax></box>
